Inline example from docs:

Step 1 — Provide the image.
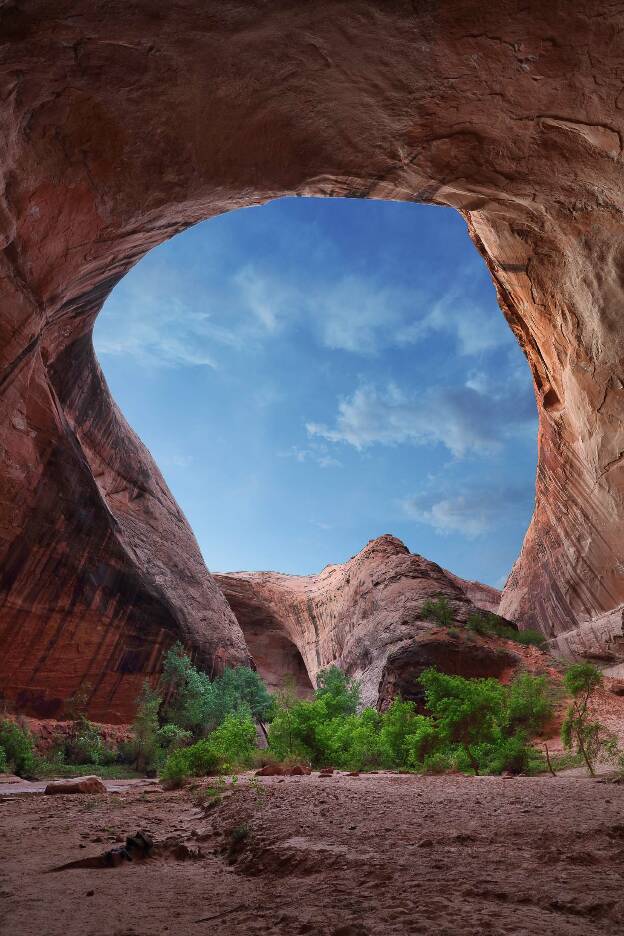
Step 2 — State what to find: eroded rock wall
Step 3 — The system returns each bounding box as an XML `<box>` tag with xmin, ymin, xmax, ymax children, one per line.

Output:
<box><xmin>216</xmin><ymin>536</ymin><xmax>518</xmax><ymax>707</ymax></box>
<box><xmin>2</xmin><ymin>2</ymin><xmax>624</xmax><ymax>716</ymax></box>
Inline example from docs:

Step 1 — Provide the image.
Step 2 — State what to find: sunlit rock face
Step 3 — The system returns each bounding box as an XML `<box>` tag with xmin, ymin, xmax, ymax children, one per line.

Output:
<box><xmin>2</xmin><ymin>1</ymin><xmax>624</xmax><ymax>718</ymax></box>
<box><xmin>216</xmin><ymin>536</ymin><xmax>512</xmax><ymax>707</ymax></box>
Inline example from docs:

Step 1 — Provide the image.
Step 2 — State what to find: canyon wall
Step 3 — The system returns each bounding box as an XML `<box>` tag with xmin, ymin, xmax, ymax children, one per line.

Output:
<box><xmin>2</xmin><ymin>1</ymin><xmax>624</xmax><ymax>716</ymax></box>
<box><xmin>216</xmin><ymin>535</ymin><xmax>515</xmax><ymax>707</ymax></box>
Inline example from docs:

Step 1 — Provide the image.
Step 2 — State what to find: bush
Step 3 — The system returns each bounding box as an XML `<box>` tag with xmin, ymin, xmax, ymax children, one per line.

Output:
<box><xmin>321</xmin><ymin>708</ymin><xmax>384</xmax><ymax>771</ymax></box>
<box><xmin>161</xmin><ymin>740</ymin><xmax>222</xmax><ymax>786</ymax></box>
<box><xmin>64</xmin><ymin>717</ymin><xmax>117</xmax><ymax>766</ymax></box>
<box><xmin>160</xmin><ymin>711</ymin><xmax>257</xmax><ymax>785</ymax></box>
<box><xmin>156</xmin><ymin>723</ymin><xmax>192</xmax><ymax>752</ymax></box>
<box><xmin>269</xmin><ymin>697</ymin><xmax>329</xmax><ymax>764</ymax></box>
<box><xmin>0</xmin><ymin>745</ymin><xmax>7</xmax><ymax>773</ymax></box>
<box><xmin>421</xmin><ymin>597</ymin><xmax>454</xmax><ymax>627</ymax></box>
<box><xmin>267</xmin><ymin>663</ymin><xmax>554</xmax><ymax>776</ymax></box>
<box><xmin>268</xmin><ymin>665</ymin><xmax>365</xmax><ymax>767</ymax></box>
<box><xmin>0</xmin><ymin>720</ymin><xmax>36</xmax><ymax>777</ymax></box>
<box><xmin>466</xmin><ymin>612</ymin><xmax>546</xmax><ymax>649</ymax></box>
<box><xmin>206</xmin><ymin>711</ymin><xmax>257</xmax><ymax>768</ymax></box>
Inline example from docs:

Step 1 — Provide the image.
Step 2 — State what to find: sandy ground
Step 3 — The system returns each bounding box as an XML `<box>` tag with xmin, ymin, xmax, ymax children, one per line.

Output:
<box><xmin>1</xmin><ymin>772</ymin><xmax>624</xmax><ymax>936</ymax></box>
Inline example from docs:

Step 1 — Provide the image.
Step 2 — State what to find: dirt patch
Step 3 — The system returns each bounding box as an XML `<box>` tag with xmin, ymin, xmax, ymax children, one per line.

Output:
<box><xmin>1</xmin><ymin>773</ymin><xmax>624</xmax><ymax>935</ymax></box>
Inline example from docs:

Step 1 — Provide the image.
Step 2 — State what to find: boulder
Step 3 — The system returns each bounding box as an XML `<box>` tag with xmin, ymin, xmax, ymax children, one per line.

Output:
<box><xmin>44</xmin><ymin>776</ymin><xmax>107</xmax><ymax>795</ymax></box>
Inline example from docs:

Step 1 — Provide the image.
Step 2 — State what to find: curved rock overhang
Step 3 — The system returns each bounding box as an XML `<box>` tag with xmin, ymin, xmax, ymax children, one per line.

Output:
<box><xmin>1</xmin><ymin>1</ymin><xmax>624</xmax><ymax>717</ymax></box>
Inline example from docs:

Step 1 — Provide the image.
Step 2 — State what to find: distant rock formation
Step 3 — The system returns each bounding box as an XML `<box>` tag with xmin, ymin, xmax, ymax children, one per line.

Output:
<box><xmin>216</xmin><ymin>536</ymin><xmax>517</xmax><ymax>708</ymax></box>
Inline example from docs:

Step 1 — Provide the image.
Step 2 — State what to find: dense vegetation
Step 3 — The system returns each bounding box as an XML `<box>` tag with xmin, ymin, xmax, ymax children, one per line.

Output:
<box><xmin>2</xmin><ymin>640</ymin><xmax>622</xmax><ymax>785</ymax></box>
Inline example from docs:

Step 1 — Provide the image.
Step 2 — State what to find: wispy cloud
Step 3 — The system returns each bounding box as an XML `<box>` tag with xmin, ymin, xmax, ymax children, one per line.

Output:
<box><xmin>307</xmin><ymin>370</ymin><xmax>536</xmax><ymax>459</ymax></box>
<box><xmin>95</xmin><ymin>266</ymin><xmax>244</xmax><ymax>369</ymax></box>
<box><xmin>278</xmin><ymin>442</ymin><xmax>342</xmax><ymax>469</ymax></box>
<box><xmin>96</xmin><ymin>257</ymin><xmax>512</xmax><ymax>371</ymax></box>
<box><xmin>401</xmin><ymin>482</ymin><xmax>535</xmax><ymax>538</ymax></box>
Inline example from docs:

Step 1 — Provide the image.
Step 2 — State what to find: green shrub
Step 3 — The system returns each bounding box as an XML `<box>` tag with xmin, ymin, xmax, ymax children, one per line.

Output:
<box><xmin>320</xmin><ymin>708</ymin><xmax>384</xmax><ymax>771</ymax></box>
<box><xmin>421</xmin><ymin>597</ymin><xmax>454</xmax><ymax>627</ymax></box>
<box><xmin>420</xmin><ymin>751</ymin><xmax>456</xmax><ymax>774</ymax></box>
<box><xmin>378</xmin><ymin>699</ymin><xmax>423</xmax><ymax>768</ymax></box>
<box><xmin>64</xmin><ymin>717</ymin><xmax>117</xmax><ymax>766</ymax></box>
<box><xmin>269</xmin><ymin>697</ymin><xmax>329</xmax><ymax>764</ymax></box>
<box><xmin>461</xmin><ymin>732</ymin><xmax>534</xmax><ymax>775</ymax></box>
<box><xmin>403</xmin><ymin>716</ymin><xmax>440</xmax><ymax>769</ymax></box>
<box><xmin>160</xmin><ymin>711</ymin><xmax>257</xmax><ymax>785</ymax></box>
<box><xmin>156</xmin><ymin>723</ymin><xmax>192</xmax><ymax>751</ymax></box>
<box><xmin>466</xmin><ymin>612</ymin><xmax>546</xmax><ymax>649</ymax></box>
<box><xmin>161</xmin><ymin>740</ymin><xmax>222</xmax><ymax>786</ymax></box>
<box><xmin>269</xmin><ymin>665</ymin><xmax>365</xmax><ymax>767</ymax></box>
<box><xmin>206</xmin><ymin>711</ymin><xmax>257</xmax><ymax>768</ymax></box>
<box><xmin>514</xmin><ymin>628</ymin><xmax>548</xmax><ymax>648</ymax></box>
<box><xmin>0</xmin><ymin>720</ymin><xmax>36</xmax><ymax>777</ymax></box>
<box><xmin>418</xmin><ymin>668</ymin><xmax>506</xmax><ymax>774</ymax></box>
<box><xmin>267</xmin><ymin>664</ymin><xmax>554</xmax><ymax>775</ymax></box>
<box><xmin>0</xmin><ymin>744</ymin><xmax>7</xmax><ymax>773</ymax></box>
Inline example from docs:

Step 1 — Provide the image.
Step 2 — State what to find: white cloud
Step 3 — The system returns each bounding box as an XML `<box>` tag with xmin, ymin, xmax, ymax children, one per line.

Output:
<box><xmin>401</xmin><ymin>483</ymin><xmax>534</xmax><ymax>538</ymax></box>
<box><xmin>96</xmin><ymin>247</ymin><xmax>513</xmax><ymax>372</ymax></box>
<box><xmin>307</xmin><ymin>375</ymin><xmax>536</xmax><ymax>459</ymax></box>
<box><xmin>94</xmin><ymin>267</ymin><xmax>244</xmax><ymax>369</ymax></box>
<box><xmin>278</xmin><ymin>443</ymin><xmax>342</xmax><ymax>469</ymax></box>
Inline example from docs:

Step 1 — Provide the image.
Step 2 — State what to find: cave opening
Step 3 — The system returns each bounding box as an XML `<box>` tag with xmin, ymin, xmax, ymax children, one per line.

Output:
<box><xmin>92</xmin><ymin>195</ymin><xmax>537</xmax><ymax>699</ymax></box>
<box><xmin>94</xmin><ymin>196</ymin><xmax>537</xmax><ymax>594</ymax></box>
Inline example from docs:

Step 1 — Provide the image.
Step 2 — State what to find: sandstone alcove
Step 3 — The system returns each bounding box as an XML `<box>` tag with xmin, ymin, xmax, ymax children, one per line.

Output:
<box><xmin>2</xmin><ymin>2</ymin><xmax>624</xmax><ymax>719</ymax></box>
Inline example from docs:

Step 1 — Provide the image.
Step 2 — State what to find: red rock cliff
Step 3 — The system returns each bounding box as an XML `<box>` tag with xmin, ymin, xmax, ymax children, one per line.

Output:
<box><xmin>2</xmin><ymin>2</ymin><xmax>624</xmax><ymax>717</ymax></box>
<box><xmin>215</xmin><ymin>536</ymin><xmax>516</xmax><ymax>707</ymax></box>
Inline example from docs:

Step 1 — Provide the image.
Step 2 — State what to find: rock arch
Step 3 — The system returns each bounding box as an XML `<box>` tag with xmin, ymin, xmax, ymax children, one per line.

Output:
<box><xmin>1</xmin><ymin>1</ymin><xmax>624</xmax><ymax>718</ymax></box>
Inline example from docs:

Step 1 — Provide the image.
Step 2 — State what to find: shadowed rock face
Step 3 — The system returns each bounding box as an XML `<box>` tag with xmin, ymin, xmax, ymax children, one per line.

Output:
<box><xmin>2</xmin><ymin>2</ymin><xmax>624</xmax><ymax>717</ymax></box>
<box><xmin>216</xmin><ymin>535</ymin><xmax>514</xmax><ymax>707</ymax></box>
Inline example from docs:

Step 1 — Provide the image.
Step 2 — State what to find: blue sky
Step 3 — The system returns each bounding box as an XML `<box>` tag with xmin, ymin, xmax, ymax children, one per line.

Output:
<box><xmin>94</xmin><ymin>197</ymin><xmax>537</xmax><ymax>588</ymax></box>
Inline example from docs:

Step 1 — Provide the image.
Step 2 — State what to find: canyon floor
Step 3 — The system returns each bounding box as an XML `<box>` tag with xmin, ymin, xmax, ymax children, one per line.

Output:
<box><xmin>2</xmin><ymin>771</ymin><xmax>624</xmax><ymax>936</ymax></box>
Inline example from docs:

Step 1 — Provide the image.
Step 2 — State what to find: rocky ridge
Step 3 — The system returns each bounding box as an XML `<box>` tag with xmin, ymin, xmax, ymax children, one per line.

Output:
<box><xmin>216</xmin><ymin>535</ymin><xmax>514</xmax><ymax>707</ymax></box>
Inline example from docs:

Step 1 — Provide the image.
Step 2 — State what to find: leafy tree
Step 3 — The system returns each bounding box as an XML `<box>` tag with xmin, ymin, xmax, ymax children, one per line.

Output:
<box><xmin>123</xmin><ymin>682</ymin><xmax>163</xmax><ymax>772</ymax></box>
<box><xmin>421</xmin><ymin>597</ymin><xmax>454</xmax><ymax>627</ymax></box>
<box><xmin>161</xmin><ymin>642</ymin><xmax>273</xmax><ymax>736</ymax></box>
<box><xmin>320</xmin><ymin>708</ymin><xmax>384</xmax><ymax>771</ymax></box>
<box><xmin>506</xmin><ymin>673</ymin><xmax>554</xmax><ymax>735</ymax></box>
<box><xmin>206</xmin><ymin>711</ymin><xmax>258</xmax><ymax>768</ymax></box>
<box><xmin>315</xmin><ymin>666</ymin><xmax>360</xmax><ymax>717</ymax></box>
<box><xmin>418</xmin><ymin>668</ymin><xmax>506</xmax><ymax>775</ymax></box>
<box><xmin>269</xmin><ymin>698</ymin><xmax>329</xmax><ymax>764</ymax></box>
<box><xmin>561</xmin><ymin>663</ymin><xmax>619</xmax><ymax>776</ymax></box>
<box><xmin>378</xmin><ymin>699</ymin><xmax>423</xmax><ymax>767</ymax></box>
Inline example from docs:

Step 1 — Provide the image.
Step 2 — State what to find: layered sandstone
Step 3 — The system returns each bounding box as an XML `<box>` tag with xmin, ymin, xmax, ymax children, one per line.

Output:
<box><xmin>216</xmin><ymin>535</ymin><xmax>518</xmax><ymax>707</ymax></box>
<box><xmin>2</xmin><ymin>2</ymin><xmax>624</xmax><ymax>718</ymax></box>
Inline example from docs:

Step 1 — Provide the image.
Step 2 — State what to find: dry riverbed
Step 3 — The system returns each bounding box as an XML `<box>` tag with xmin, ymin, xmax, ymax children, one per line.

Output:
<box><xmin>1</xmin><ymin>771</ymin><xmax>624</xmax><ymax>935</ymax></box>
